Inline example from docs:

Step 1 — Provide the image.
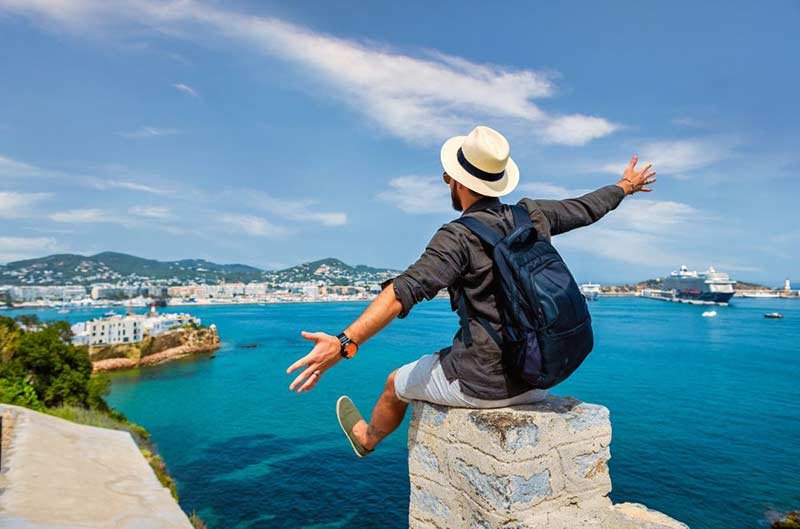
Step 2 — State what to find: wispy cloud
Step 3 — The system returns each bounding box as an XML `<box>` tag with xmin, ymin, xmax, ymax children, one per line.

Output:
<box><xmin>671</xmin><ymin>117</ymin><xmax>708</xmax><ymax>129</ymax></box>
<box><xmin>0</xmin><ymin>236</ymin><xmax>64</xmax><ymax>263</ymax></box>
<box><xmin>0</xmin><ymin>0</ymin><xmax>618</xmax><ymax>146</ymax></box>
<box><xmin>128</xmin><ymin>205</ymin><xmax>170</xmax><ymax>218</ymax></box>
<box><xmin>172</xmin><ymin>82</ymin><xmax>199</xmax><ymax>98</ymax></box>
<box><xmin>515</xmin><ymin>182</ymin><xmax>591</xmax><ymax>199</ymax></box>
<box><xmin>220</xmin><ymin>214</ymin><xmax>287</xmax><ymax>237</ymax></box>
<box><xmin>0</xmin><ymin>191</ymin><xmax>50</xmax><ymax>218</ymax></box>
<box><xmin>91</xmin><ymin>179</ymin><xmax>170</xmax><ymax>195</ymax></box>
<box><xmin>245</xmin><ymin>191</ymin><xmax>346</xmax><ymax>226</ymax></box>
<box><xmin>377</xmin><ymin>176</ymin><xmax>451</xmax><ymax>214</ymax></box>
<box><xmin>117</xmin><ymin>126</ymin><xmax>180</xmax><ymax>139</ymax></box>
<box><xmin>49</xmin><ymin>208</ymin><xmax>116</xmax><ymax>223</ymax></box>
<box><xmin>600</xmin><ymin>136</ymin><xmax>738</xmax><ymax>177</ymax></box>
<box><xmin>0</xmin><ymin>154</ymin><xmax>52</xmax><ymax>178</ymax></box>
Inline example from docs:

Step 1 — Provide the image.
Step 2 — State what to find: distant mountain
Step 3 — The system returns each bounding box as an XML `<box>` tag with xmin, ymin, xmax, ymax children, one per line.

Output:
<box><xmin>264</xmin><ymin>258</ymin><xmax>398</xmax><ymax>286</ymax></box>
<box><xmin>0</xmin><ymin>253</ymin><xmax>399</xmax><ymax>286</ymax></box>
<box><xmin>0</xmin><ymin>252</ymin><xmax>264</xmax><ymax>285</ymax></box>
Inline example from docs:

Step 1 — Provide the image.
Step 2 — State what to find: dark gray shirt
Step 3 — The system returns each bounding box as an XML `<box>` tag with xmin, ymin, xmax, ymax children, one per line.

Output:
<box><xmin>386</xmin><ymin>184</ymin><xmax>626</xmax><ymax>400</ymax></box>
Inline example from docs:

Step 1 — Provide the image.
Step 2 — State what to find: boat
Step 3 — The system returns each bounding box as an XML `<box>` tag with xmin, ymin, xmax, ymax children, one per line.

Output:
<box><xmin>702</xmin><ymin>310</ymin><xmax>717</xmax><ymax>317</ymax></box>
<box><xmin>764</xmin><ymin>312</ymin><xmax>784</xmax><ymax>319</ymax></box>
<box><xmin>579</xmin><ymin>283</ymin><xmax>601</xmax><ymax>301</ymax></box>
<box><xmin>641</xmin><ymin>265</ymin><xmax>735</xmax><ymax>306</ymax></box>
<box><xmin>738</xmin><ymin>290</ymin><xmax>779</xmax><ymax>298</ymax></box>
<box><xmin>104</xmin><ymin>310</ymin><xmax>117</xmax><ymax>317</ymax></box>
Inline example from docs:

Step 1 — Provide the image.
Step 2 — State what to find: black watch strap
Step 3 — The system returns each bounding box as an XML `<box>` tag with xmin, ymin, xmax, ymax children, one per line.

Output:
<box><xmin>337</xmin><ymin>332</ymin><xmax>358</xmax><ymax>359</ymax></box>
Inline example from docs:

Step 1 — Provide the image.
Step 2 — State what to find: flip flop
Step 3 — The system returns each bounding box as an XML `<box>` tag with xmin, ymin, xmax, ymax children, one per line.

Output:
<box><xmin>336</xmin><ymin>396</ymin><xmax>373</xmax><ymax>458</ymax></box>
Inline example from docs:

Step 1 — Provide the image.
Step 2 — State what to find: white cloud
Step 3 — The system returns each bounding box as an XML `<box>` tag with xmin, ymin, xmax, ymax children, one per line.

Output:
<box><xmin>220</xmin><ymin>214</ymin><xmax>286</xmax><ymax>237</ymax></box>
<box><xmin>246</xmin><ymin>192</ymin><xmax>347</xmax><ymax>226</ymax></box>
<box><xmin>117</xmin><ymin>126</ymin><xmax>180</xmax><ymax>139</ymax></box>
<box><xmin>377</xmin><ymin>176</ymin><xmax>451</xmax><ymax>214</ymax></box>
<box><xmin>0</xmin><ymin>0</ymin><xmax>618</xmax><ymax>146</ymax></box>
<box><xmin>128</xmin><ymin>205</ymin><xmax>170</xmax><ymax>218</ymax></box>
<box><xmin>515</xmin><ymin>182</ymin><xmax>591</xmax><ymax>199</ymax></box>
<box><xmin>671</xmin><ymin>117</ymin><xmax>707</xmax><ymax>129</ymax></box>
<box><xmin>0</xmin><ymin>191</ymin><xmax>50</xmax><ymax>218</ymax></box>
<box><xmin>49</xmin><ymin>208</ymin><xmax>115</xmax><ymax>223</ymax></box>
<box><xmin>0</xmin><ymin>154</ymin><xmax>51</xmax><ymax>178</ymax></box>
<box><xmin>601</xmin><ymin>137</ymin><xmax>737</xmax><ymax>176</ymax></box>
<box><xmin>172</xmin><ymin>82</ymin><xmax>199</xmax><ymax>98</ymax></box>
<box><xmin>557</xmin><ymin>198</ymin><xmax>703</xmax><ymax>267</ymax></box>
<box><xmin>540</xmin><ymin>115</ymin><xmax>619</xmax><ymax>146</ymax></box>
<box><xmin>92</xmin><ymin>179</ymin><xmax>170</xmax><ymax>194</ymax></box>
<box><xmin>0</xmin><ymin>236</ymin><xmax>64</xmax><ymax>263</ymax></box>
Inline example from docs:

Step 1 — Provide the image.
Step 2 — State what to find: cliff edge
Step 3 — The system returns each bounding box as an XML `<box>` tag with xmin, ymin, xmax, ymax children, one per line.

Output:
<box><xmin>408</xmin><ymin>395</ymin><xmax>688</xmax><ymax>529</ymax></box>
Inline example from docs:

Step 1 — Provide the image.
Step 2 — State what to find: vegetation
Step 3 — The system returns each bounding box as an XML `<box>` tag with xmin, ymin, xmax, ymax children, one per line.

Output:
<box><xmin>0</xmin><ymin>315</ymin><xmax>180</xmax><ymax>501</ymax></box>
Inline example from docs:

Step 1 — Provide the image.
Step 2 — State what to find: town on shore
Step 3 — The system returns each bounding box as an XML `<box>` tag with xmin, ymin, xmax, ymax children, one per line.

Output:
<box><xmin>1</xmin><ymin>253</ymin><xmax>797</xmax><ymax>311</ymax></box>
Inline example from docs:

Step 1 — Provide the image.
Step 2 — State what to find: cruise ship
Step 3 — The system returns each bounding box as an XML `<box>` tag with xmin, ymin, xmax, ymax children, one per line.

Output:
<box><xmin>579</xmin><ymin>283</ymin><xmax>602</xmax><ymax>301</ymax></box>
<box><xmin>641</xmin><ymin>265</ymin><xmax>736</xmax><ymax>305</ymax></box>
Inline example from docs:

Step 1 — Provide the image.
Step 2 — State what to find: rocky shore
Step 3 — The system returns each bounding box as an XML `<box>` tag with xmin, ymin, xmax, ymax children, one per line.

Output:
<box><xmin>90</xmin><ymin>326</ymin><xmax>220</xmax><ymax>372</ymax></box>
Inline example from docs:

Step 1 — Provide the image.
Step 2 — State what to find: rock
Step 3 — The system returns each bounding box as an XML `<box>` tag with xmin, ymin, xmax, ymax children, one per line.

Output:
<box><xmin>407</xmin><ymin>395</ymin><xmax>688</xmax><ymax>529</ymax></box>
<box><xmin>769</xmin><ymin>511</ymin><xmax>800</xmax><ymax>528</ymax></box>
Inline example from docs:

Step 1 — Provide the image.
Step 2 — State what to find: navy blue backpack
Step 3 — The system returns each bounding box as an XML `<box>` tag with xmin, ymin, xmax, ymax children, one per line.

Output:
<box><xmin>453</xmin><ymin>204</ymin><xmax>593</xmax><ymax>389</ymax></box>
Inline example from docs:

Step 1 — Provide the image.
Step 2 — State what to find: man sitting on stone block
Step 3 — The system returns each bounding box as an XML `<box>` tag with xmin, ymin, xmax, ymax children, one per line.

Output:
<box><xmin>286</xmin><ymin>125</ymin><xmax>656</xmax><ymax>457</ymax></box>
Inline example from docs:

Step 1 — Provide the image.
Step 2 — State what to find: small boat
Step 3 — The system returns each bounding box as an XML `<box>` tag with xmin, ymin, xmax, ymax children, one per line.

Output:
<box><xmin>702</xmin><ymin>310</ymin><xmax>717</xmax><ymax>318</ymax></box>
<box><xmin>764</xmin><ymin>312</ymin><xmax>784</xmax><ymax>319</ymax></box>
<box><xmin>104</xmin><ymin>310</ymin><xmax>117</xmax><ymax>317</ymax></box>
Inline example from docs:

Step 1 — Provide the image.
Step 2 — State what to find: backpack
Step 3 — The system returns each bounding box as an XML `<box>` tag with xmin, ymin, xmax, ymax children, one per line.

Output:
<box><xmin>453</xmin><ymin>204</ymin><xmax>593</xmax><ymax>389</ymax></box>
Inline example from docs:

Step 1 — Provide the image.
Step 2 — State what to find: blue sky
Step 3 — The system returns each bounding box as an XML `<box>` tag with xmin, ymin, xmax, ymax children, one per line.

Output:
<box><xmin>0</xmin><ymin>1</ymin><xmax>798</xmax><ymax>284</ymax></box>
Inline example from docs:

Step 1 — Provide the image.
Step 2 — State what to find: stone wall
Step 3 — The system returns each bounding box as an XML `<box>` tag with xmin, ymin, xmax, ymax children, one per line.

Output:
<box><xmin>407</xmin><ymin>395</ymin><xmax>688</xmax><ymax>529</ymax></box>
<box><xmin>0</xmin><ymin>404</ymin><xmax>192</xmax><ymax>529</ymax></box>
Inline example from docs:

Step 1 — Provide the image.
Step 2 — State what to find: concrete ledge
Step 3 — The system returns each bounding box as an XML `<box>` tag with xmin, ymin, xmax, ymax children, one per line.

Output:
<box><xmin>0</xmin><ymin>404</ymin><xmax>192</xmax><ymax>529</ymax></box>
<box><xmin>408</xmin><ymin>395</ymin><xmax>689</xmax><ymax>529</ymax></box>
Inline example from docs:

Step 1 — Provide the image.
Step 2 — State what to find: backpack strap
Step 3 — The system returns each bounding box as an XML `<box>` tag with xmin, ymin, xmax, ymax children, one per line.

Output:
<box><xmin>510</xmin><ymin>204</ymin><xmax>533</xmax><ymax>230</ymax></box>
<box><xmin>451</xmin><ymin>213</ymin><xmax>507</xmax><ymax>349</ymax></box>
<box><xmin>452</xmin><ymin>215</ymin><xmax>502</xmax><ymax>247</ymax></box>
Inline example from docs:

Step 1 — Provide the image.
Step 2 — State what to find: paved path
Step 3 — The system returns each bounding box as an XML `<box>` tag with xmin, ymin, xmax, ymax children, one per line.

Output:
<box><xmin>0</xmin><ymin>404</ymin><xmax>192</xmax><ymax>529</ymax></box>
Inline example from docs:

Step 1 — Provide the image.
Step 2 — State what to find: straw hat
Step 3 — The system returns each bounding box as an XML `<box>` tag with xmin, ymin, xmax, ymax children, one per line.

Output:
<box><xmin>440</xmin><ymin>125</ymin><xmax>519</xmax><ymax>197</ymax></box>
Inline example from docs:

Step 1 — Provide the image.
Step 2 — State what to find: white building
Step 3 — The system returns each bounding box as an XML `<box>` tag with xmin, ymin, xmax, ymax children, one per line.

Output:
<box><xmin>73</xmin><ymin>315</ymin><xmax>143</xmax><ymax>346</ymax></box>
<box><xmin>71</xmin><ymin>310</ymin><xmax>201</xmax><ymax>346</ymax></box>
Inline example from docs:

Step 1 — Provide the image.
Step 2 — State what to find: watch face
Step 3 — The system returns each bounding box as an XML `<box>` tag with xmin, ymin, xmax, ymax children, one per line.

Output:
<box><xmin>344</xmin><ymin>342</ymin><xmax>358</xmax><ymax>358</ymax></box>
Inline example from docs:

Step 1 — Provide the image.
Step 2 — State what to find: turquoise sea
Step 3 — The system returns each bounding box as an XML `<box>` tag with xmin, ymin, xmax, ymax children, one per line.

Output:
<box><xmin>11</xmin><ymin>297</ymin><xmax>800</xmax><ymax>529</ymax></box>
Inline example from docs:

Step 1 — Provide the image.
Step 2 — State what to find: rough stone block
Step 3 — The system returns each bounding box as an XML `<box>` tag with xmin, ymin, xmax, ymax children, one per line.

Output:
<box><xmin>407</xmin><ymin>395</ymin><xmax>687</xmax><ymax>529</ymax></box>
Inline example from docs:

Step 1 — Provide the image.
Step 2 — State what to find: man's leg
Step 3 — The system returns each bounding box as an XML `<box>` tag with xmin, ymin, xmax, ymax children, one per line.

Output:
<box><xmin>352</xmin><ymin>370</ymin><xmax>408</xmax><ymax>450</ymax></box>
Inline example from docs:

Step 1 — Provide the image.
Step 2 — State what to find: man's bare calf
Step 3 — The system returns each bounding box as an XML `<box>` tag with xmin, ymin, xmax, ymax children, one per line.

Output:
<box><xmin>352</xmin><ymin>370</ymin><xmax>408</xmax><ymax>450</ymax></box>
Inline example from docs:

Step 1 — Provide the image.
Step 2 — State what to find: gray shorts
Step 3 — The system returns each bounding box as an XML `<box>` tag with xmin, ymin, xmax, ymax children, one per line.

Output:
<box><xmin>394</xmin><ymin>353</ymin><xmax>547</xmax><ymax>408</ymax></box>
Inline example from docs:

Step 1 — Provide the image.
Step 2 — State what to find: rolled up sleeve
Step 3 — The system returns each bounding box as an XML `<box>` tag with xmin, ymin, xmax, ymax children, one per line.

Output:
<box><xmin>381</xmin><ymin>225</ymin><xmax>468</xmax><ymax>318</ymax></box>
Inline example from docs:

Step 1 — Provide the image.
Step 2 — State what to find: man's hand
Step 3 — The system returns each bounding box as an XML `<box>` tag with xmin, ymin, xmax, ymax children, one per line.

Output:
<box><xmin>286</xmin><ymin>331</ymin><xmax>342</xmax><ymax>393</ymax></box>
<box><xmin>616</xmin><ymin>155</ymin><xmax>657</xmax><ymax>195</ymax></box>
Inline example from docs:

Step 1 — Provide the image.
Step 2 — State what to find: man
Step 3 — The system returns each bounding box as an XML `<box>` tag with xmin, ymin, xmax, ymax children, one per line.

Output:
<box><xmin>287</xmin><ymin>126</ymin><xmax>656</xmax><ymax>457</ymax></box>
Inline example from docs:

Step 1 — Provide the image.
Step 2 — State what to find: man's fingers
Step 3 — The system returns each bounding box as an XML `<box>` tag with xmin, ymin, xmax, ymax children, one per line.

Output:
<box><xmin>289</xmin><ymin>364</ymin><xmax>318</xmax><ymax>391</ymax></box>
<box><xmin>301</xmin><ymin>331</ymin><xmax>324</xmax><ymax>342</ymax></box>
<box><xmin>298</xmin><ymin>372</ymin><xmax>321</xmax><ymax>392</ymax></box>
<box><xmin>645</xmin><ymin>177</ymin><xmax>657</xmax><ymax>185</ymax></box>
<box><xmin>628</xmin><ymin>155</ymin><xmax>638</xmax><ymax>169</ymax></box>
<box><xmin>640</xmin><ymin>163</ymin><xmax>652</xmax><ymax>174</ymax></box>
<box><xmin>644</xmin><ymin>170</ymin><xmax>656</xmax><ymax>179</ymax></box>
<box><xmin>286</xmin><ymin>355</ymin><xmax>310</xmax><ymax>375</ymax></box>
<box><xmin>641</xmin><ymin>187</ymin><xmax>652</xmax><ymax>192</ymax></box>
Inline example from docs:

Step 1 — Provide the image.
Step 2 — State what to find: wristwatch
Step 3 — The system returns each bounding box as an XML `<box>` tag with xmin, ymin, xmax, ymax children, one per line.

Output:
<box><xmin>337</xmin><ymin>332</ymin><xmax>359</xmax><ymax>359</ymax></box>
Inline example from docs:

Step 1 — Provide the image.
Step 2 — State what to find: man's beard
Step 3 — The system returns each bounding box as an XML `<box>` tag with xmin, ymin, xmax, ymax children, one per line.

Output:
<box><xmin>450</xmin><ymin>185</ymin><xmax>462</xmax><ymax>212</ymax></box>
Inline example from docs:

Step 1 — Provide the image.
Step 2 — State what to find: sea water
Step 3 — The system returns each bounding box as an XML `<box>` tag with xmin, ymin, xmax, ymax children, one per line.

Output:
<box><xmin>14</xmin><ymin>298</ymin><xmax>800</xmax><ymax>529</ymax></box>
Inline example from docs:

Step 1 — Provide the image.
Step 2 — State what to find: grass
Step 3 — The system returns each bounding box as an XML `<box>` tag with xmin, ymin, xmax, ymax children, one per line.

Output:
<box><xmin>44</xmin><ymin>405</ymin><xmax>179</xmax><ymax>500</ymax></box>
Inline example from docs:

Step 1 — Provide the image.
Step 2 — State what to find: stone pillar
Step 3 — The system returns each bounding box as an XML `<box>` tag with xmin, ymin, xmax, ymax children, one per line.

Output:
<box><xmin>407</xmin><ymin>395</ymin><xmax>688</xmax><ymax>529</ymax></box>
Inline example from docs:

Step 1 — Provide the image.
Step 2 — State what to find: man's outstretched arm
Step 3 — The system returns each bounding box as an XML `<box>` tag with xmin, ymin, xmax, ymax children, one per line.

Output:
<box><xmin>522</xmin><ymin>155</ymin><xmax>657</xmax><ymax>236</ymax></box>
<box><xmin>286</xmin><ymin>285</ymin><xmax>403</xmax><ymax>392</ymax></box>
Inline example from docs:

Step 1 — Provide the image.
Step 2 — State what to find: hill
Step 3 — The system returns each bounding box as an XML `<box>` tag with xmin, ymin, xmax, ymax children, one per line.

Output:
<box><xmin>0</xmin><ymin>252</ymin><xmax>264</xmax><ymax>285</ymax></box>
<box><xmin>0</xmin><ymin>253</ymin><xmax>399</xmax><ymax>286</ymax></box>
<box><xmin>264</xmin><ymin>258</ymin><xmax>398</xmax><ymax>286</ymax></box>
